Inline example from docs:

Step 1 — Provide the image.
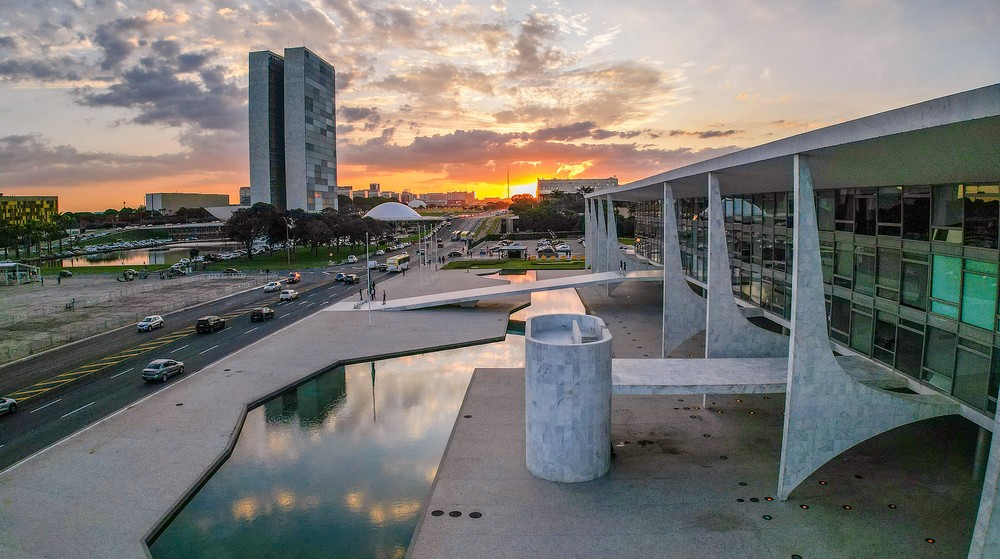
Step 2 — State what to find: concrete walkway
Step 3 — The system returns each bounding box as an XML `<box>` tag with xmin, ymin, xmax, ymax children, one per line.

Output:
<box><xmin>328</xmin><ymin>269</ymin><xmax>661</xmax><ymax>311</ymax></box>
<box><xmin>0</xmin><ymin>270</ymin><xmax>527</xmax><ymax>559</ymax></box>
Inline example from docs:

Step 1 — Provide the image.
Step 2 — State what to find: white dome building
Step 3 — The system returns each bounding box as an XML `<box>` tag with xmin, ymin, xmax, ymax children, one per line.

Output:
<box><xmin>363</xmin><ymin>201</ymin><xmax>425</xmax><ymax>221</ymax></box>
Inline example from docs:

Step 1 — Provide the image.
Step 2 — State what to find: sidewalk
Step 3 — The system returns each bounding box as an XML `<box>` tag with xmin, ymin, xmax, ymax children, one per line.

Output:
<box><xmin>0</xmin><ymin>269</ymin><xmax>527</xmax><ymax>558</ymax></box>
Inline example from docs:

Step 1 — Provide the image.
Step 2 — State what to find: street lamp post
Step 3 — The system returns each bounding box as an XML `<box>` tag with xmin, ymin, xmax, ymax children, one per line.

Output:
<box><xmin>283</xmin><ymin>217</ymin><xmax>295</xmax><ymax>267</ymax></box>
<box><xmin>366</xmin><ymin>231</ymin><xmax>372</xmax><ymax>326</ymax></box>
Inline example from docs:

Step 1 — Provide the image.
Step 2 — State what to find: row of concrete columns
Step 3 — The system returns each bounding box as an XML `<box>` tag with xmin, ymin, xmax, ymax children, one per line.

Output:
<box><xmin>590</xmin><ymin>154</ymin><xmax>998</xmax><ymax>558</ymax></box>
<box><xmin>584</xmin><ymin>196</ymin><xmax>621</xmax><ymax>274</ymax></box>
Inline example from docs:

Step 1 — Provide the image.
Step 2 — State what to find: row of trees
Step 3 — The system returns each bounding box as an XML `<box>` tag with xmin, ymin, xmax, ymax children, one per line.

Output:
<box><xmin>0</xmin><ymin>213</ymin><xmax>78</xmax><ymax>259</ymax></box>
<box><xmin>223</xmin><ymin>204</ymin><xmax>394</xmax><ymax>260</ymax></box>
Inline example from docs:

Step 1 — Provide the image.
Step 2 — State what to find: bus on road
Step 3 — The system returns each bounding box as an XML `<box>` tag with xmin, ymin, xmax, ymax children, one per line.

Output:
<box><xmin>386</xmin><ymin>253</ymin><xmax>411</xmax><ymax>272</ymax></box>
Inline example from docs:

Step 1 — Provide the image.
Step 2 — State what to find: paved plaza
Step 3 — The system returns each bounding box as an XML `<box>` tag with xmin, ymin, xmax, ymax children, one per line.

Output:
<box><xmin>0</xmin><ymin>271</ymin><xmax>987</xmax><ymax>558</ymax></box>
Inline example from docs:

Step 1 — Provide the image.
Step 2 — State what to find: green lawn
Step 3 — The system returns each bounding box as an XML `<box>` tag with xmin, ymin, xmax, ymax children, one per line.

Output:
<box><xmin>202</xmin><ymin>244</ymin><xmax>378</xmax><ymax>272</ymax></box>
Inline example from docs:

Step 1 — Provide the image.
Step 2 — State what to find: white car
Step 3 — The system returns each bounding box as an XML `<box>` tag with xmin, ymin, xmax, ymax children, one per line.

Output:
<box><xmin>263</xmin><ymin>281</ymin><xmax>282</xmax><ymax>293</ymax></box>
<box><xmin>137</xmin><ymin>315</ymin><xmax>164</xmax><ymax>332</ymax></box>
<box><xmin>375</xmin><ymin>249</ymin><xmax>386</xmax><ymax>256</ymax></box>
<box><xmin>347</xmin><ymin>255</ymin><xmax>358</xmax><ymax>263</ymax></box>
<box><xmin>0</xmin><ymin>396</ymin><xmax>17</xmax><ymax>415</ymax></box>
<box><xmin>367</xmin><ymin>261</ymin><xmax>378</xmax><ymax>269</ymax></box>
<box><xmin>280</xmin><ymin>289</ymin><xmax>299</xmax><ymax>301</ymax></box>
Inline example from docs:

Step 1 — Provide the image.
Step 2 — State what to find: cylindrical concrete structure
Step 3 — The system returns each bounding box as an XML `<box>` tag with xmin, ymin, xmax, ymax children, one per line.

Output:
<box><xmin>525</xmin><ymin>313</ymin><xmax>612</xmax><ymax>482</ymax></box>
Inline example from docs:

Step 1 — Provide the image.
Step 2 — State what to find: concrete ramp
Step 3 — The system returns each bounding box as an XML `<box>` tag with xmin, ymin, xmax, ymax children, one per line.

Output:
<box><xmin>326</xmin><ymin>270</ymin><xmax>662</xmax><ymax>311</ymax></box>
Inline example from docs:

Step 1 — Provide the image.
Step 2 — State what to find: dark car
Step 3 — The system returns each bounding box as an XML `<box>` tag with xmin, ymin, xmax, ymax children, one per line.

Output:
<box><xmin>334</xmin><ymin>272</ymin><xmax>347</xmax><ymax>282</ymax></box>
<box><xmin>287</xmin><ymin>272</ymin><xmax>301</xmax><ymax>283</ymax></box>
<box><xmin>448</xmin><ymin>251</ymin><xmax>464</xmax><ymax>258</ymax></box>
<box><xmin>59</xmin><ymin>270</ymin><xmax>73</xmax><ymax>278</ymax></box>
<box><xmin>196</xmin><ymin>315</ymin><xmax>226</xmax><ymax>333</ymax></box>
<box><xmin>251</xmin><ymin>307</ymin><xmax>275</xmax><ymax>322</ymax></box>
<box><xmin>344</xmin><ymin>273</ymin><xmax>360</xmax><ymax>284</ymax></box>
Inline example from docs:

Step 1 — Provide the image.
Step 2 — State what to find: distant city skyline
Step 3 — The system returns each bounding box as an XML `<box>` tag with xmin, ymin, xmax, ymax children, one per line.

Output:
<box><xmin>0</xmin><ymin>0</ymin><xmax>996</xmax><ymax>212</ymax></box>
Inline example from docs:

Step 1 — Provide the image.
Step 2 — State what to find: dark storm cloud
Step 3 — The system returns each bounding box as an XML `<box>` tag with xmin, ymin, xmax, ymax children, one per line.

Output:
<box><xmin>339</xmin><ymin>106</ymin><xmax>382</xmax><ymax>131</ymax></box>
<box><xmin>0</xmin><ymin>36</ymin><xmax>16</xmax><ymax>49</ymax></box>
<box><xmin>92</xmin><ymin>16</ymin><xmax>149</xmax><ymax>71</ymax></box>
<box><xmin>531</xmin><ymin>121</ymin><xmax>597</xmax><ymax>141</ymax></box>
<box><xmin>76</xmin><ymin>50</ymin><xmax>244</xmax><ymax>131</ymax></box>
<box><xmin>0</xmin><ymin>56</ymin><xmax>82</xmax><ymax>81</ymax></box>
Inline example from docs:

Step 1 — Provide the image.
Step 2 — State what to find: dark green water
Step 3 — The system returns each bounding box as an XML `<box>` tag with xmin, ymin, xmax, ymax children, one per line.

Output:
<box><xmin>150</xmin><ymin>336</ymin><xmax>525</xmax><ymax>559</ymax></box>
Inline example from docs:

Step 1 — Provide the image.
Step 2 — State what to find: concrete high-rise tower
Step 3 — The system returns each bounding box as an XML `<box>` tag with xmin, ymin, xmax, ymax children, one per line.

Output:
<box><xmin>249</xmin><ymin>47</ymin><xmax>337</xmax><ymax>211</ymax></box>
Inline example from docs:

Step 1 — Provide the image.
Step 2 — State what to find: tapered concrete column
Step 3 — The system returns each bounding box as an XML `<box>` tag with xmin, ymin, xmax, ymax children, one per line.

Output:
<box><xmin>605</xmin><ymin>195</ymin><xmax>619</xmax><ymax>274</ymax></box>
<box><xmin>704</xmin><ymin>173</ymin><xmax>788</xmax><ymax>358</ymax></box>
<box><xmin>525</xmin><ymin>314</ymin><xmax>612</xmax><ymax>483</ymax></box>
<box><xmin>593</xmin><ymin>198</ymin><xmax>607</xmax><ymax>272</ymax></box>
<box><xmin>583</xmin><ymin>198</ymin><xmax>593</xmax><ymax>270</ymax></box>
<box><xmin>969</xmin><ymin>415</ymin><xmax>1000</xmax><ymax>558</ymax></box>
<box><xmin>662</xmin><ymin>183</ymin><xmax>707</xmax><ymax>357</ymax></box>
<box><xmin>777</xmin><ymin>154</ymin><xmax>957</xmax><ymax>501</ymax></box>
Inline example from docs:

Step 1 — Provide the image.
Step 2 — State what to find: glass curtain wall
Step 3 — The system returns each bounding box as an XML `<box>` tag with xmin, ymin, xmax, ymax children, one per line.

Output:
<box><xmin>634</xmin><ymin>200</ymin><xmax>663</xmax><ymax>264</ymax></box>
<box><xmin>663</xmin><ymin>181</ymin><xmax>1000</xmax><ymax>417</ymax></box>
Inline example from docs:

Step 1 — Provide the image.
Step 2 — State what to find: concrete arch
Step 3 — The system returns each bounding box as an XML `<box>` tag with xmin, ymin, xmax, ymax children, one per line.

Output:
<box><xmin>705</xmin><ymin>173</ymin><xmax>789</xmax><ymax>358</ymax></box>
<box><xmin>661</xmin><ymin>183</ymin><xmax>708</xmax><ymax>357</ymax></box>
<box><xmin>778</xmin><ymin>154</ymin><xmax>958</xmax><ymax>501</ymax></box>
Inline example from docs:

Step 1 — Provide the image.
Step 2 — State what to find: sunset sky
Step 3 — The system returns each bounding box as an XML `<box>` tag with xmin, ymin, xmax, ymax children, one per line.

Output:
<box><xmin>0</xmin><ymin>1</ymin><xmax>996</xmax><ymax>212</ymax></box>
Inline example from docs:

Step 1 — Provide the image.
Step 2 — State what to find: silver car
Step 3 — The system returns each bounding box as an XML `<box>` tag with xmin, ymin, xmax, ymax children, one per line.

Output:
<box><xmin>137</xmin><ymin>315</ymin><xmax>164</xmax><ymax>332</ymax></box>
<box><xmin>0</xmin><ymin>396</ymin><xmax>17</xmax><ymax>415</ymax></box>
<box><xmin>142</xmin><ymin>359</ymin><xmax>185</xmax><ymax>383</ymax></box>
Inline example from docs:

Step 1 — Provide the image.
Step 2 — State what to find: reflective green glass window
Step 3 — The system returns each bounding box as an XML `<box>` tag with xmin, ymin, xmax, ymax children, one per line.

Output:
<box><xmin>820</xmin><ymin>241</ymin><xmax>834</xmax><ymax>284</ymax></box>
<box><xmin>902</xmin><ymin>186</ymin><xmax>931</xmax><ymax>241</ymax></box>
<box><xmin>932</xmin><ymin>184</ymin><xmax>963</xmax><ymax>243</ymax></box>
<box><xmin>850</xmin><ymin>311</ymin><xmax>873</xmax><ymax>355</ymax></box>
<box><xmin>876</xmin><ymin>249</ymin><xmax>900</xmax><ymax>300</ymax></box>
<box><xmin>873</xmin><ymin>312</ymin><xmax>896</xmax><ymax>365</ymax></box>
<box><xmin>953</xmin><ymin>348</ymin><xmax>990</xmax><ymax>411</ymax></box>
<box><xmin>901</xmin><ymin>260</ymin><xmax>928</xmax><ymax>310</ymax></box>
<box><xmin>963</xmin><ymin>184</ymin><xmax>999</xmax><ymax>249</ymax></box>
<box><xmin>961</xmin><ymin>267</ymin><xmax>997</xmax><ymax>330</ymax></box>
<box><xmin>895</xmin><ymin>326</ymin><xmax>924</xmax><ymax>378</ymax></box>
<box><xmin>830</xmin><ymin>296</ymin><xmax>851</xmax><ymax>343</ymax></box>
<box><xmin>878</xmin><ymin>186</ymin><xmax>902</xmax><ymax>236</ymax></box>
<box><xmin>930</xmin><ymin>255</ymin><xmax>961</xmax><ymax>318</ymax></box>
<box><xmin>855</xmin><ymin>252</ymin><xmax>875</xmax><ymax>296</ymax></box>
<box><xmin>923</xmin><ymin>326</ymin><xmax>956</xmax><ymax>392</ymax></box>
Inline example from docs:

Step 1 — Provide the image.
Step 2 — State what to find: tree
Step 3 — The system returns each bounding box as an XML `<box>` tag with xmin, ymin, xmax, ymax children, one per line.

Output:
<box><xmin>223</xmin><ymin>204</ymin><xmax>280</xmax><ymax>261</ymax></box>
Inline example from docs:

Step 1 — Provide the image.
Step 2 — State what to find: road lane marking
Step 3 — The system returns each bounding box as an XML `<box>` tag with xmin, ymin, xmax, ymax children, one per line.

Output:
<box><xmin>170</xmin><ymin>344</ymin><xmax>190</xmax><ymax>354</ymax></box>
<box><xmin>321</xmin><ymin>301</ymin><xmax>329</xmax><ymax>305</ymax></box>
<box><xmin>199</xmin><ymin>344</ymin><xmax>220</xmax><ymax>355</ymax></box>
<box><xmin>29</xmin><ymin>399</ymin><xmax>63</xmax><ymax>414</ymax></box>
<box><xmin>60</xmin><ymin>401</ymin><xmax>96</xmax><ymax>419</ymax></box>
<box><xmin>279</xmin><ymin>314</ymin><xmax>288</xmax><ymax>319</ymax></box>
<box><xmin>244</xmin><ymin>327</ymin><xmax>259</xmax><ymax>335</ymax></box>
<box><xmin>110</xmin><ymin>368</ymin><xmax>133</xmax><ymax>379</ymax></box>
<box><xmin>306</xmin><ymin>292</ymin><xmax>316</xmax><ymax>297</ymax></box>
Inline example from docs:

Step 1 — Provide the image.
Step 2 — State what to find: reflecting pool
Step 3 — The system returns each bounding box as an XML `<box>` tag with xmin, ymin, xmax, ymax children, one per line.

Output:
<box><xmin>150</xmin><ymin>336</ymin><xmax>526</xmax><ymax>559</ymax></box>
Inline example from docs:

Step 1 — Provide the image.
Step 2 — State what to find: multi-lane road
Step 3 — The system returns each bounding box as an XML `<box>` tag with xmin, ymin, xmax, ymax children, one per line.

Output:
<box><xmin>0</xmin><ymin>220</ymin><xmax>476</xmax><ymax>472</ymax></box>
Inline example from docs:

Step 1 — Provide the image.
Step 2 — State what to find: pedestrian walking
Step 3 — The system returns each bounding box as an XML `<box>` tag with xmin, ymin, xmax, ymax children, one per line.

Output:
<box><xmin>623</xmin><ymin>261</ymin><xmax>627</xmax><ymax>273</ymax></box>
<box><xmin>402</xmin><ymin>268</ymin><xmax>406</xmax><ymax>276</ymax></box>
<box><xmin>41</xmin><ymin>276</ymin><xmax>44</xmax><ymax>286</ymax></box>
<box><xmin>359</xmin><ymin>287</ymin><xmax>363</xmax><ymax>300</ymax></box>
<box><xmin>57</xmin><ymin>275</ymin><xmax>61</xmax><ymax>285</ymax></box>
<box><xmin>382</xmin><ymin>290</ymin><xmax>387</xmax><ymax>305</ymax></box>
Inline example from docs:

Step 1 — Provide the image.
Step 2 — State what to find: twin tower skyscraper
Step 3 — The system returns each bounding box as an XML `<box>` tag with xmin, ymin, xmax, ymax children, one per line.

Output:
<box><xmin>249</xmin><ymin>47</ymin><xmax>338</xmax><ymax>212</ymax></box>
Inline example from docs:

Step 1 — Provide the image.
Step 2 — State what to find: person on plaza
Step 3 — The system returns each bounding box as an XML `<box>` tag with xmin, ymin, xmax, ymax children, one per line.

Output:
<box><xmin>382</xmin><ymin>290</ymin><xmax>387</xmax><ymax>305</ymax></box>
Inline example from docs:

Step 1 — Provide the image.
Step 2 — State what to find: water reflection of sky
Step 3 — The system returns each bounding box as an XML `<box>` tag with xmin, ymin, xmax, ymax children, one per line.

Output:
<box><xmin>151</xmin><ymin>336</ymin><xmax>525</xmax><ymax>559</ymax></box>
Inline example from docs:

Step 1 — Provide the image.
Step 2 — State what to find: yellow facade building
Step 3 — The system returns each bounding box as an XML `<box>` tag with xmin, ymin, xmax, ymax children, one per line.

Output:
<box><xmin>0</xmin><ymin>195</ymin><xmax>59</xmax><ymax>226</ymax></box>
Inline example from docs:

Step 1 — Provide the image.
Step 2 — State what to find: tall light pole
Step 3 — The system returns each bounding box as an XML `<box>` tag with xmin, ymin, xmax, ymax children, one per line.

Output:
<box><xmin>283</xmin><ymin>217</ymin><xmax>295</xmax><ymax>267</ymax></box>
<box><xmin>366</xmin><ymin>231</ymin><xmax>372</xmax><ymax>326</ymax></box>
